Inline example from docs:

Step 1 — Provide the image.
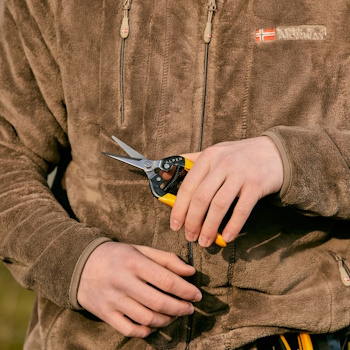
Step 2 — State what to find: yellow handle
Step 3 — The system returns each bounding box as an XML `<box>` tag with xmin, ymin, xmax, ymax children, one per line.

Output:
<box><xmin>184</xmin><ymin>158</ymin><xmax>194</xmax><ymax>172</ymax></box>
<box><xmin>279</xmin><ymin>335</ymin><xmax>291</xmax><ymax>350</ymax></box>
<box><xmin>297</xmin><ymin>333</ymin><xmax>313</xmax><ymax>350</ymax></box>
<box><xmin>280</xmin><ymin>333</ymin><xmax>313</xmax><ymax>350</ymax></box>
<box><xmin>158</xmin><ymin>193</ymin><xmax>177</xmax><ymax>207</ymax></box>
<box><xmin>158</xmin><ymin>193</ymin><xmax>227</xmax><ymax>247</ymax></box>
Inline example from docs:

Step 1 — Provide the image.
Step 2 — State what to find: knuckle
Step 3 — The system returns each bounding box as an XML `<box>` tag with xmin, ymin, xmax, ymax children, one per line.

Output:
<box><xmin>193</xmin><ymin>189</ymin><xmax>210</xmax><ymax>204</ymax></box>
<box><xmin>202</xmin><ymin>146</ymin><xmax>216</xmax><ymax>159</ymax></box>
<box><xmin>179</xmin><ymin>179</ymin><xmax>195</xmax><ymax>196</ymax></box>
<box><xmin>247</xmin><ymin>177</ymin><xmax>263</xmax><ymax>189</ymax></box>
<box><xmin>152</xmin><ymin>295</ymin><xmax>166</xmax><ymax>312</ymax></box>
<box><xmin>160</xmin><ymin>273</ymin><xmax>176</xmax><ymax>291</ymax></box>
<box><xmin>234</xmin><ymin>204</ymin><xmax>251</xmax><ymax>218</ymax></box>
<box><xmin>167</xmin><ymin>252</ymin><xmax>178</xmax><ymax>262</ymax></box>
<box><xmin>211</xmin><ymin>195</ymin><xmax>229</xmax><ymax>210</ymax></box>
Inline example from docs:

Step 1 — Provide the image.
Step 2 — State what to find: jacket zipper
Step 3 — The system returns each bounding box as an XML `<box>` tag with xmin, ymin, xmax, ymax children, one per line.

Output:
<box><xmin>334</xmin><ymin>254</ymin><xmax>350</xmax><ymax>286</ymax></box>
<box><xmin>119</xmin><ymin>0</ymin><xmax>131</xmax><ymax>126</ymax></box>
<box><xmin>199</xmin><ymin>0</ymin><xmax>216</xmax><ymax>150</ymax></box>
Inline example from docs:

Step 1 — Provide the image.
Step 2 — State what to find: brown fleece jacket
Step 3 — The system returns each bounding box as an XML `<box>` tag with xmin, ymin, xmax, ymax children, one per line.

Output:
<box><xmin>0</xmin><ymin>0</ymin><xmax>349</xmax><ymax>349</ymax></box>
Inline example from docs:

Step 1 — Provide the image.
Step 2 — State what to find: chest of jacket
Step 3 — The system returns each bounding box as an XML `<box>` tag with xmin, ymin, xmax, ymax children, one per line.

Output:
<box><xmin>53</xmin><ymin>0</ymin><xmax>349</xmax><ymax>167</ymax></box>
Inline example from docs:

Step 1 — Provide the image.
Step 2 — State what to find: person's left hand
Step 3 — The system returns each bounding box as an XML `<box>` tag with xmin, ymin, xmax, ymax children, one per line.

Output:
<box><xmin>170</xmin><ymin>136</ymin><xmax>284</xmax><ymax>247</ymax></box>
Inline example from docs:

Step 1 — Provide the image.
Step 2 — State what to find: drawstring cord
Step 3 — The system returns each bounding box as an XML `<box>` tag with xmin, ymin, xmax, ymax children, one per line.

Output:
<box><xmin>120</xmin><ymin>0</ymin><xmax>132</xmax><ymax>38</ymax></box>
<box><xmin>186</xmin><ymin>4</ymin><xmax>217</xmax><ymax>350</ymax></box>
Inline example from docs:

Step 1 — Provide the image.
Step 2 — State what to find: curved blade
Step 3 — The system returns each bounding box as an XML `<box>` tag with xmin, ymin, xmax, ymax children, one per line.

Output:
<box><xmin>102</xmin><ymin>153</ymin><xmax>161</xmax><ymax>178</ymax></box>
<box><xmin>102</xmin><ymin>153</ymin><xmax>145</xmax><ymax>170</ymax></box>
<box><xmin>112</xmin><ymin>135</ymin><xmax>145</xmax><ymax>159</ymax></box>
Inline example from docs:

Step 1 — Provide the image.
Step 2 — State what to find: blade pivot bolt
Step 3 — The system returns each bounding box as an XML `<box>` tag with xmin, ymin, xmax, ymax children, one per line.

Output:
<box><xmin>145</xmin><ymin>161</ymin><xmax>153</xmax><ymax>169</ymax></box>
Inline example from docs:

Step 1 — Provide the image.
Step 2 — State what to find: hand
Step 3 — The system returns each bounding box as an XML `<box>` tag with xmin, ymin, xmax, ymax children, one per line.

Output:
<box><xmin>77</xmin><ymin>242</ymin><xmax>202</xmax><ymax>338</ymax></box>
<box><xmin>170</xmin><ymin>136</ymin><xmax>283</xmax><ymax>247</ymax></box>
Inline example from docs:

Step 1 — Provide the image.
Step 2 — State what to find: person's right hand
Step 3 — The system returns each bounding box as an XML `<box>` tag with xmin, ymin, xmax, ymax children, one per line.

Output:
<box><xmin>77</xmin><ymin>242</ymin><xmax>202</xmax><ymax>338</ymax></box>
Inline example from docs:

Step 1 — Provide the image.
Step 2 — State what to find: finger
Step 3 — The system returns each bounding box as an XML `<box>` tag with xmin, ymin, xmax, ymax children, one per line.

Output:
<box><xmin>184</xmin><ymin>169</ymin><xmax>226</xmax><ymax>243</ymax></box>
<box><xmin>198</xmin><ymin>177</ymin><xmax>241</xmax><ymax>247</ymax></box>
<box><xmin>105</xmin><ymin>310</ymin><xmax>155</xmax><ymax>338</ymax></box>
<box><xmin>126</xmin><ymin>278</ymin><xmax>195</xmax><ymax>317</ymax></box>
<box><xmin>136</xmin><ymin>260</ymin><xmax>201</xmax><ymax>302</ymax></box>
<box><xmin>170</xmin><ymin>157</ymin><xmax>210</xmax><ymax>231</ymax></box>
<box><xmin>117</xmin><ymin>295</ymin><xmax>176</xmax><ymax>329</ymax></box>
<box><xmin>134</xmin><ymin>245</ymin><xmax>196</xmax><ymax>277</ymax></box>
<box><xmin>221</xmin><ymin>186</ymin><xmax>259</xmax><ymax>242</ymax></box>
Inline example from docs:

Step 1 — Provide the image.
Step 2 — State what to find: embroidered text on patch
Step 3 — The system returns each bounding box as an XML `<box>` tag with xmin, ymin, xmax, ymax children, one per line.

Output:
<box><xmin>255</xmin><ymin>28</ymin><xmax>276</xmax><ymax>42</ymax></box>
<box><xmin>276</xmin><ymin>26</ymin><xmax>327</xmax><ymax>40</ymax></box>
<box><xmin>255</xmin><ymin>25</ymin><xmax>327</xmax><ymax>43</ymax></box>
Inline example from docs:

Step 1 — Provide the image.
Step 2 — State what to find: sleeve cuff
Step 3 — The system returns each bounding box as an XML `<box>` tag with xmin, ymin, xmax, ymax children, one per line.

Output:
<box><xmin>69</xmin><ymin>236</ymin><xmax>112</xmax><ymax>309</ymax></box>
<box><xmin>262</xmin><ymin>130</ymin><xmax>292</xmax><ymax>199</ymax></box>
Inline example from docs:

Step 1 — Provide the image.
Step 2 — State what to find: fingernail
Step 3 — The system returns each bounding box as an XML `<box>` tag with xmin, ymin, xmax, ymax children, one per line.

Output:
<box><xmin>188</xmin><ymin>303</ymin><xmax>194</xmax><ymax>314</ymax></box>
<box><xmin>170</xmin><ymin>219</ymin><xmax>180</xmax><ymax>231</ymax></box>
<box><xmin>194</xmin><ymin>293</ymin><xmax>202</xmax><ymax>302</ymax></box>
<box><xmin>185</xmin><ymin>231</ymin><xmax>195</xmax><ymax>242</ymax></box>
<box><xmin>223</xmin><ymin>233</ymin><xmax>234</xmax><ymax>243</ymax></box>
<box><xmin>198</xmin><ymin>236</ymin><xmax>209</xmax><ymax>247</ymax></box>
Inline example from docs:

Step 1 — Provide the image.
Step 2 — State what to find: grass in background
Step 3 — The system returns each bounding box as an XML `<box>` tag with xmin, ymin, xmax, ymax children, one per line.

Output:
<box><xmin>0</xmin><ymin>263</ymin><xmax>35</xmax><ymax>350</ymax></box>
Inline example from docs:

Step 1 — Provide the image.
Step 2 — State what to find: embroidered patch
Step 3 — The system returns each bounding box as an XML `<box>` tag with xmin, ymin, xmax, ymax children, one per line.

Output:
<box><xmin>255</xmin><ymin>28</ymin><xmax>276</xmax><ymax>42</ymax></box>
<box><xmin>255</xmin><ymin>25</ymin><xmax>327</xmax><ymax>43</ymax></box>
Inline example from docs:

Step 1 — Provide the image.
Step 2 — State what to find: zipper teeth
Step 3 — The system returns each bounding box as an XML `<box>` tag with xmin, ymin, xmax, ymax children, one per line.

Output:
<box><xmin>199</xmin><ymin>44</ymin><xmax>209</xmax><ymax>151</ymax></box>
<box><xmin>120</xmin><ymin>39</ymin><xmax>126</xmax><ymax>125</ymax></box>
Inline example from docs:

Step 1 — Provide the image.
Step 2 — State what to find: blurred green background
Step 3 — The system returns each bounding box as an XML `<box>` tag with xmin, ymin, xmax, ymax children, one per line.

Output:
<box><xmin>0</xmin><ymin>259</ymin><xmax>35</xmax><ymax>349</ymax></box>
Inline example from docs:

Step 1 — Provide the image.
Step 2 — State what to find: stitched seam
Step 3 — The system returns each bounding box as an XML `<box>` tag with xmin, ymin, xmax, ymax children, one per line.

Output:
<box><xmin>98</xmin><ymin>0</ymin><xmax>106</xmax><ymax>117</ymax></box>
<box><xmin>153</xmin><ymin>0</ymin><xmax>170</xmax><ymax>248</ymax></box>
<box><xmin>314</xmin><ymin>250</ymin><xmax>334</xmax><ymax>333</ymax></box>
<box><xmin>323</xmin><ymin>129</ymin><xmax>350</xmax><ymax>170</ymax></box>
<box><xmin>240</xmin><ymin>0</ymin><xmax>254</xmax><ymax>140</ymax></box>
<box><xmin>44</xmin><ymin>308</ymin><xmax>66</xmax><ymax>350</ymax></box>
<box><xmin>155</xmin><ymin>0</ymin><xmax>170</xmax><ymax>157</ymax></box>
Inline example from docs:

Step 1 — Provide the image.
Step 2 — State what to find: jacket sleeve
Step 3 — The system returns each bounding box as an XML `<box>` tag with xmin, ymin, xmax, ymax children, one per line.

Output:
<box><xmin>0</xmin><ymin>1</ymin><xmax>110</xmax><ymax>309</ymax></box>
<box><xmin>264</xmin><ymin>126</ymin><xmax>350</xmax><ymax>220</ymax></box>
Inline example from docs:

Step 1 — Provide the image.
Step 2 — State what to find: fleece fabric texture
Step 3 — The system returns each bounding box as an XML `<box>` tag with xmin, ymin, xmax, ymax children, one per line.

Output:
<box><xmin>0</xmin><ymin>0</ymin><xmax>349</xmax><ymax>349</ymax></box>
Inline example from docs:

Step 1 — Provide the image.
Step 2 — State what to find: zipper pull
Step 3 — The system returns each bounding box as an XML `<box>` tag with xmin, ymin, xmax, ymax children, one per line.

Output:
<box><xmin>203</xmin><ymin>0</ymin><xmax>217</xmax><ymax>44</ymax></box>
<box><xmin>120</xmin><ymin>0</ymin><xmax>132</xmax><ymax>39</ymax></box>
<box><xmin>334</xmin><ymin>255</ymin><xmax>350</xmax><ymax>286</ymax></box>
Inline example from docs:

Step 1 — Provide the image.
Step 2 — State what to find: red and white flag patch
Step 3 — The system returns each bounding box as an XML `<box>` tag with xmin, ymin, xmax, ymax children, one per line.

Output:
<box><xmin>255</xmin><ymin>28</ymin><xmax>276</xmax><ymax>42</ymax></box>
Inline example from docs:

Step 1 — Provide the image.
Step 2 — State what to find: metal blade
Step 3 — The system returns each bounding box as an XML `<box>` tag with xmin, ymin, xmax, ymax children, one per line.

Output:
<box><xmin>102</xmin><ymin>153</ymin><xmax>161</xmax><ymax>177</ymax></box>
<box><xmin>102</xmin><ymin>153</ymin><xmax>145</xmax><ymax>170</ymax></box>
<box><xmin>111</xmin><ymin>135</ymin><xmax>145</xmax><ymax>159</ymax></box>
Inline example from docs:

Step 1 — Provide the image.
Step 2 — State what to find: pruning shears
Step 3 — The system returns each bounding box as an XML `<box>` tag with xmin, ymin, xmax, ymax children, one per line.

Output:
<box><xmin>102</xmin><ymin>136</ymin><xmax>227</xmax><ymax>248</ymax></box>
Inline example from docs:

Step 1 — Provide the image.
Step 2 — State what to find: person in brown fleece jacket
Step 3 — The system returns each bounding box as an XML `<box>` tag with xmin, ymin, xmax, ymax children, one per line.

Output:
<box><xmin>0</xmin><ymin>0</ymin><xmax>349</xmax><ymax>349</ymax></box>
